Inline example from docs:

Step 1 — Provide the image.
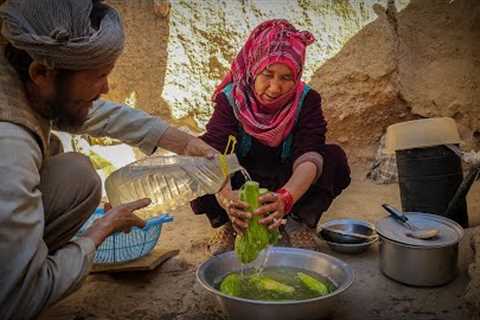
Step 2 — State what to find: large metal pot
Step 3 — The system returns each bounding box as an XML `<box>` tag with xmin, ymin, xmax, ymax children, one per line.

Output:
<box><xmin>379</xmin><ymin>236</ymin><xmax>459</xmax><ymax>286</ymax></box>
<box><xmin>377</xmin><ymin>212</ymin><xmax>464</xmax><ymax>286</ymax></box>
<box><xmin>196</xmin><ymin>247</ymin><xmax>354</xmax><ymax>320</ymax></box>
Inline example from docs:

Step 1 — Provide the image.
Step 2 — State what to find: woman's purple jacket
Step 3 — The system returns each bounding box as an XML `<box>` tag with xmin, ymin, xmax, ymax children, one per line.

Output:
<box><xmin>191</xmin><ymin>89</ymin><xmax>351</xmax><ymax>228</ymax></box>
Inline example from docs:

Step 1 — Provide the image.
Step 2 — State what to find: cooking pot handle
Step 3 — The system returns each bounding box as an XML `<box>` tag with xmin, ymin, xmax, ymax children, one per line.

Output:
<box><xmin>382</xmin><ymin>204</ymin><xmax>408</xmax><ymax>223</ymax></box>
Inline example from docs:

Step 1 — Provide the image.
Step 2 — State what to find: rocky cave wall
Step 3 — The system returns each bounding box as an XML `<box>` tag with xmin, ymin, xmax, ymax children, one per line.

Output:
<box><xmin>104</xmin><ymin>0</ymin><xmax>410</xmax><ymax>136</ymax></box>
<box><xmin>1</xmin><ymin>0</ymin><xmax>478</xmax><ymax>163</ymax></box>
<box><xmin>310</xmin><ymin>0</ymin><xmax>480</xmax><ymax>162</ymax></box>
<box><xmin>102</xmin><ymin>0</ymin><xmax>478</xmax><ymax>163</ymax></box>
<box><xmin>104</xmin><ymin>1</ymin><xmax>176</xmax><ymax>126</ymax></box>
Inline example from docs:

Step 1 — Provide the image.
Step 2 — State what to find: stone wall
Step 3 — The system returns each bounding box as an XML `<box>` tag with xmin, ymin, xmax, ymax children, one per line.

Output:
<box><xmin>105</xmin><ymin>0</ymin><xmax>410</xmax><ymax>133</ymax></box>
<box><xmin>465</xmin><ymin>229</ymin><xmax>480</xmax><ymax>319</ymax></box>
<box><xmin>2</xmin><ymin>0</ymin><xmax>478</xmax><ymax>162</ymax></box>
<box><xmin>310</xmin><ymin>0</ymin><xmax>480</xmax><ymax>161</ymax></box>
<box><xmin>104</xmin><ymin>0</ymin><xmax>479</xmax><ymax>163</ymax></box>
<box><xmin>398</xmin><ymin>0</ymin><xmax>480</xmax><ymax>148</ymax></box>
<box><xmin>0</xmin><ymin>0</ymin><xmax>6</xmax><ymax>44</ymax></box>
<box><xmin>104</xmin><ymin>1</ymin><xmax>181</xmax><ymax>127</ymax></box>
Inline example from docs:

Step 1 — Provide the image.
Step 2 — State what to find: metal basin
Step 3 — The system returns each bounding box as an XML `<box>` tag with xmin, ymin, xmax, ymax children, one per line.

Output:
<box><xmin>196</xmin><ymin>247</ymin><xmax>354</xmax><ymax>320</ymax></box>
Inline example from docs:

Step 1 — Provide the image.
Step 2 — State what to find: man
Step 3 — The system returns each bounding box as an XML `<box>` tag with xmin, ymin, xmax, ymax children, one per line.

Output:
<box><xmin>0</xmin><ymin>1</ymin><xmax>216</xmax><ymax>319</ymax></box>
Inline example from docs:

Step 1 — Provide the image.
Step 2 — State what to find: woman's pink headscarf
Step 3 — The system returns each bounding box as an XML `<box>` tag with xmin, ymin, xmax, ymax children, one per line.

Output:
<box><xmin>214</xmin><ymin>19</ymin><xmax>315</xmax><ymax>147</ymax></box>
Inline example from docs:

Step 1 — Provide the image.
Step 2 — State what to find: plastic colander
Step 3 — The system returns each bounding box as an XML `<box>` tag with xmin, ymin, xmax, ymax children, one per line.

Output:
<box><xmin>78</xmin><ymin>208</ymin><xmax>173</xmax><ymax>264</ymax></box>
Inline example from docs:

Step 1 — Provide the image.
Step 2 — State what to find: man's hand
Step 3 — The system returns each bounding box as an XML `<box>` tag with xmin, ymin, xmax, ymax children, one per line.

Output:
<box><xmin>83</xmin><ymin>198</ymin><xmax>150</xmax><ymax>247</ymax></box>
<box><xmin>183</xmin><ymin>137</ymin><xmax>218</xmax><ymax>159</ymax></box>
<box><xmin>157</xmin><ymin>127</ymin><xmax>218</xmax><ymax>158</ymax></box>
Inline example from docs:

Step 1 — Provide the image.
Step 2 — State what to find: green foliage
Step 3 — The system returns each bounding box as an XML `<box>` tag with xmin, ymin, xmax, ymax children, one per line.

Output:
<box><xmin>69</xmin><ymin>134</ymin><xmax>118</xmax><ymax>176</ymax></box>
<box><xmin>234</xmin><ymin>181</ymin><xmax>279</xmax><ymax>264</ymax></box>
<box><xmin>88</xmin><ymin>150</ymin><xmax>117</xmax><ymax>177</ymax></box>
<box><xmin>297</xmin><ymin>272</ymin><xmax>330</xmax><ymax>296</ymax></box>
<box><xmin>84</xmin><ymin>135</ymin><xmax>122</xmax><ymax>146</ymax></box>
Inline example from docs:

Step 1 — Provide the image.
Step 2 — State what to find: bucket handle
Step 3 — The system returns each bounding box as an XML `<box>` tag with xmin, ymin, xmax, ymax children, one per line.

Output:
<box><xmin>443</xmin><ymin>163</ymin><xmax>480</xmax><ymax>220</ymax></box>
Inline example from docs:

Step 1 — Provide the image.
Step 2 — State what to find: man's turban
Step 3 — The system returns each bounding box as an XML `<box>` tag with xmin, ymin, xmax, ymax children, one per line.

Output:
<box><xmin>0</xmin><ymin>0</ymin><xmax>125</xmax><ymax>70</ymax></box>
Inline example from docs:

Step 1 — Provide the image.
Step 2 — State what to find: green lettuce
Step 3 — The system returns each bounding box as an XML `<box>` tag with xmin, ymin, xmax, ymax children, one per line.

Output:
<box><xmin>249</xmin><ymin>274</ymin><xmax>295</xmax><ymax>294</ymax></box>
<box><xmin>234</xmin><ymin>181</ymin><xmax>280</xmax><ymax>264</ymax></box>
<box><xmin>297</xmin><ymin>272</ymin><xmax>330</xmax><ymax>295</ymax></box>
<box><xmin>220</xmin><ymin>273</ymin><xmax>242</xmax><ymax>296</ymax></box>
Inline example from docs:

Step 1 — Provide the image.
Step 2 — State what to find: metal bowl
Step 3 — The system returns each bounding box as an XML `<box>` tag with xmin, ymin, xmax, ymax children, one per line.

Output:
<box><xmin>196</xmin><ymin>247</ymin><xmax>353</xmax><ymax>320</ymax></box>
<box><xmin>317</xmin><ymin>219</ymin><xmax>378</xmax><ymax>254</ymax></box>
<box><xmin>323</xmin><ymin>237</ymin><xmax>378</xmax><ymax>254</ymax></box>
<box><xmin>318</xmin><ymin>218</ymin><xmax>377</xmax><ymax>243</ymax></box>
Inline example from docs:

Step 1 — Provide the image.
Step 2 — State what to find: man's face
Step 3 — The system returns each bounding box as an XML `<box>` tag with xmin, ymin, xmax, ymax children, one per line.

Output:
<box><xmin>47</xmin><ymin>63</ymin><xmax>115</xmax><ymax>128</ymax></box>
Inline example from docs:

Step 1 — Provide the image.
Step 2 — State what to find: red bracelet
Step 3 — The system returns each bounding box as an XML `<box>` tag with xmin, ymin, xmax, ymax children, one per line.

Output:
<box><xmin>276</xmin><ymin>188</ymin><xmax>294</xmax><ymax>214</ymax></box>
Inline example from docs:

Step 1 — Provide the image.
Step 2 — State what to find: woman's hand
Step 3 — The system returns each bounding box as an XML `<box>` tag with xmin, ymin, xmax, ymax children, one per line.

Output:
<box><xmin>255</xmin><ymin>192</ymin><xmax>289</xmax><ymax>230</ymax></box>
<box><xmin>225</xmin><ymin>198</ymin><xmax>252</xmax><ymax>235</ymax></box>
<box><xmin>217</xmin><ymin>184</ymin><xmax>251</xmax><ymax>234</ymax></box>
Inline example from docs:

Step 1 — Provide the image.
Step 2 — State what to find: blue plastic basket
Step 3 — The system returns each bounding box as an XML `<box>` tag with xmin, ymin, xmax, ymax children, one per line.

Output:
<box><xmin>78</xmin><ymin>208</ymin><xmax>173</xmax><ymax>264</ymax></box>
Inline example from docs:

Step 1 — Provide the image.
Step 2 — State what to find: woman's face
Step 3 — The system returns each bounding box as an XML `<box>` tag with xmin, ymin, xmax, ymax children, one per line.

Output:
<box><xmin>254</xmin><ymin>63</ymin><xmax>296</xmax><ymax>104</ymax></box>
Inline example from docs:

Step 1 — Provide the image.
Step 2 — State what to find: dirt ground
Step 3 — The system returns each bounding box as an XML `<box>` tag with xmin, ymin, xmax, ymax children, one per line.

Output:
<box><xmin>40</xmin><ymin>164</ymin><xmax>480</xmax><ymax>320</ymax></box>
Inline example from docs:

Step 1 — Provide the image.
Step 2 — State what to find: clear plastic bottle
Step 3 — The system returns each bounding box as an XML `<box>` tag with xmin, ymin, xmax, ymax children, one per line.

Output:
<box><xmin>105</xmin><ymin>154</ymin><xmax>243</xmax><ymax>218</ymax></box>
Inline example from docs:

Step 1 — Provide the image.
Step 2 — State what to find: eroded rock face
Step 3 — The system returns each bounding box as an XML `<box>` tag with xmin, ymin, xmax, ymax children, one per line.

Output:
<box><xmin>101</xmin><ymin>0</ymin><xmax>413</xmax><ymax>155</ymax></box>
<box><xmin>397</xmin><ymin>0</ymin><xmax>480</xmax><ymax>149</ymax></box>
<box><xmin>99</xmin><ymin>0</ymin><xmax>478</xmax><ymax>164</ymax></box>
<box><xmin>310</xmin><ymin>2</ymin><xmax>416</xmax><ymax>162</ymax></box>
<box><xmin>105</xmin><ymin>1</ymin><xmax>174</xmax><ymax>124</ymax></box>
<box><xmin>465</xmin><ymin>230</ymin><xmax>480</xmax><ymax>319</ymax></box>
<box><xmin>310</xmin><ymin>0</ymin><xmax>480</xmax><ymax>161</ymax></box>
<box><xmin>102</xmin><ymin>1</ymin><xmax>411</xmax><ymax>134</ymax></box>
<box><xmin>0</xmin><ymin>0</ymin><xmax>7</xmax><ymax>45</ymax></box>
<box><xmin>107</xmin><ymin>0</ymin><xmax>408</xmax><ymax>130</ymax></box>
<box><xmin>159</xmin><ymin>0</ymin><xmax>409</xmax><ymax>129</ymax></box>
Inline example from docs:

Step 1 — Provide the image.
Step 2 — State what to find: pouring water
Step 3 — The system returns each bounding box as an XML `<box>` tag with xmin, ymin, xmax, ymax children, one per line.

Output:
<box><xmin>255</xmin><ymin>245</ymin><xmax>273</xmax><ymax>275</ymax></box>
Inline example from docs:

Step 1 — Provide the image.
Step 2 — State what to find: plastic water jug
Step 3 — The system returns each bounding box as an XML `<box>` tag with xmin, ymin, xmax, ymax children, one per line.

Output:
<box><xmin>105</xmin><ymin>154</ymin><xmax>243</xmax><ymax>218</ymax></box>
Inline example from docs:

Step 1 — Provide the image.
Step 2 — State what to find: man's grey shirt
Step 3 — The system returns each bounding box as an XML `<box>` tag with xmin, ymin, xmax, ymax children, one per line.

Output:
<box><xmin>0</xmin><ymin>96</ymin><xmax>169</xmax><ymax>319</ymax></box>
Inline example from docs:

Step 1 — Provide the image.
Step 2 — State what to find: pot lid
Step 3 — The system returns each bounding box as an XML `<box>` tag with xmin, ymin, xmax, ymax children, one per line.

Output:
<box><xmin>376</xmin><ymin>213</ymin><xmax>464</xmax><ymax>248</ymax></box>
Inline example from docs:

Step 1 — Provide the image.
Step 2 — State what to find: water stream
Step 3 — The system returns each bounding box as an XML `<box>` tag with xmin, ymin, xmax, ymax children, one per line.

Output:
<box><xmin>255</xmin><ymin>245</ymin><xmax>273</xmax><ymax>275</ymax></box>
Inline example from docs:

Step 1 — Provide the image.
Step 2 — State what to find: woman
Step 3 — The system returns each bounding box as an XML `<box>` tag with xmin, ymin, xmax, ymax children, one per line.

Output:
<box><xmin>191</xmin><ymin>19</ymin><xmax>351</xmax><ymax>255</ymax></box>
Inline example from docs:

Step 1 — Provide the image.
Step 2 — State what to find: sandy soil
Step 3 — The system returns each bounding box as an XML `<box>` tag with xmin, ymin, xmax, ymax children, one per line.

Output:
<box><xmin>39</xmin><ymin>164</ymin><xmax>480</xmax><ymax>320</ymax></box>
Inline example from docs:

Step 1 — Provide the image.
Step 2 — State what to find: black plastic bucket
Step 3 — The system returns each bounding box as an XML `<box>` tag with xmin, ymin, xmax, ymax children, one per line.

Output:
<box><xmin>396</xmin><ymin>145</ymin><xmax>468</xmax><ymax>227</ymax></box>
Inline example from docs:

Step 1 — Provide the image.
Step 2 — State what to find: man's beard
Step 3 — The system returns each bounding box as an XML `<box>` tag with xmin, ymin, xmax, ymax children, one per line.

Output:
<box><xmin>47</xmin><ymin>97</ymin><xmax>85</xmax><ymax>129</ymax></box>
<box><xmin>46</xmin><ymin>75</ymin><xmax>88</xmax><ymax>129</ymax></box>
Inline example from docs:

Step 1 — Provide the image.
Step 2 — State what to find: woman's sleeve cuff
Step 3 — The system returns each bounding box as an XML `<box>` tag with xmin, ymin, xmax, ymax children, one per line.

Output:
<box><xmin>292</xmin><ymin>151</ymin><xmax>324</xmax><ymax>182</ymax></box>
